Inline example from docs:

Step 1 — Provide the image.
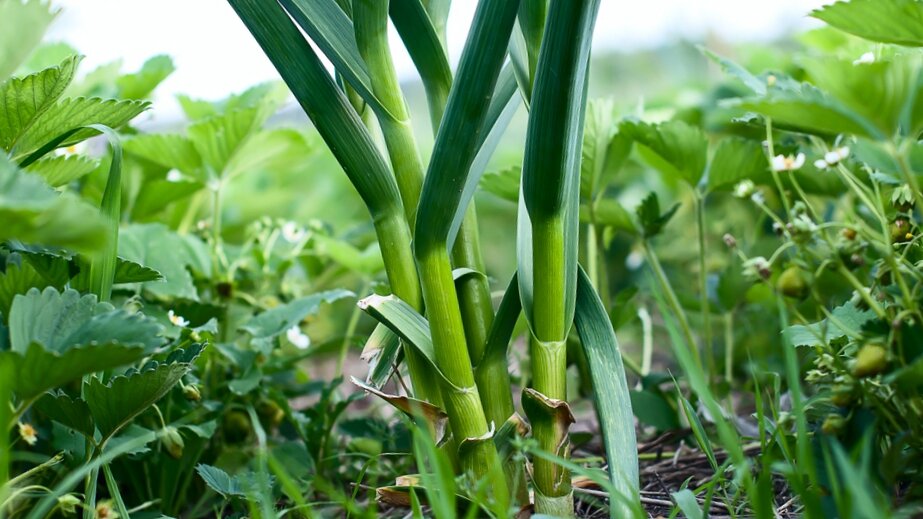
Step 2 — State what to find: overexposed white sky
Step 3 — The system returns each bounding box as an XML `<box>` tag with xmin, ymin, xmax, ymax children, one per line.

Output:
<box><xmin>47</xmin><ymin>0</ymin><xmax>826</xmax><ymax>121</ymax></box>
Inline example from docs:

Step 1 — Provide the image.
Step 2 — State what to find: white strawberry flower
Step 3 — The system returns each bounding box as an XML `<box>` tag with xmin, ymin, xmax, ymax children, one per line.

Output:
<box><xmin>824</xmin><ymin>146</ymin><xmax>850</xmax><ymax>165</ymax></box>
<box><xmin>167</xmin><ymin>310</ymin><xmax>190</xmax><ymax>328</ymax></box>
<box><xmin>286</xmin><ymin>326</ymin><xmax>310</xmax><ymax>349</ymax></box>
<box><xmin>18</xmin><ymin>422</ymin><xmax>37</xmax><ymax>446</ymax></box>
<box><xmin>281</xmin><ymin>221</ymin><xmax>306</xmax><ymax>243</ymax></box>
<box><xmin>771</xmin><ymin>153</ymin><xmax>806</xmax><ymax>172</ymax></box>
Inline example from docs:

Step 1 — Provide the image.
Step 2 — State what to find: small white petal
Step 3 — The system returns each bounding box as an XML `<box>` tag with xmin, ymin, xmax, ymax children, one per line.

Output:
<box><xmin>853</xmin><ymin>52</ymin><xmax>875</xmax><ymax>65</ymax></box>
<box><xmin>792</xmin><ymin>153</ymin><xmax>806</xmax><ymax>169</ymax></box>
<box><xmin>286</xmin><ymin>326</ymin><xmax>310</xmax><ymax>349</ymax></box>
<box><xmin>771</xmin><ymin>155</ymin><xmax>787</xmax><ymax>172</ymax></box>
<box><xmin>166</xmin><ymin>170</ymin><xmax>183</xmax><ymax>182</ymax></box>
<box><xmin>814</xmin><ymin>159</ymin><xmax>829</xmax><ymax>169</ymax></box>
<box><xmin>167</xmin><ymin>310</ymin><xmax>189</xmax><ymax>327</ymax></box>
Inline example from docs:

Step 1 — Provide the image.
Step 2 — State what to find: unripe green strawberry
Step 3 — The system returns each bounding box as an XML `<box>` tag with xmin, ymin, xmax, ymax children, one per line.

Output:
<box><xmin>223</xmin><ymin>410</ymin><xmax>252</xmax><ymax>443</ymax></box>
<box><xmin>182</xmin><ymin>384</ymin><xmax>201</xmax><ymax>402</ymax></box>
<box><xmin>821</xmin><ymin>414</ymin><xmax>846</xmax><ymax>435</ymax></box>
<box><xmin>257</xmin><ymin>400</ymin><xmax>285</xmax><ymax>429</ymax></box>
<box><xmin>162</xmin><ymin>426</ymin><xmax>185</xmax><ymax>459</ymax></box>
<box><xmin>777</xmin><ymin>265</ymin><xmax>808</xmax><ymax>299</ymax></box>
<box><xmin>853</xmin><ymin>344</ymin><xmax>888</xmax><ymax>378</ymax></box>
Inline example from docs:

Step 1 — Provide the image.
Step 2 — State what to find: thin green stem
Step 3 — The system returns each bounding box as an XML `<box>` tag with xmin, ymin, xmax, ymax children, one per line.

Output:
<box><xmin>641</xmin><ymin>240</ymin><xmax>700</xmax><ymax>370</ymax></box>
<box><xmin>694</xmin><ymin>190</ymin><xmax>712</xmax><ymax>380</ymax></box>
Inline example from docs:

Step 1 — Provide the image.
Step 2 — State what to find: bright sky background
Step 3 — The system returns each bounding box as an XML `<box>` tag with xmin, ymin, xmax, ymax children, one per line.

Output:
<box><xmin>47</xmin><ymin>0</ymin><xmax>828</xmax><ymax>121</ymax></box>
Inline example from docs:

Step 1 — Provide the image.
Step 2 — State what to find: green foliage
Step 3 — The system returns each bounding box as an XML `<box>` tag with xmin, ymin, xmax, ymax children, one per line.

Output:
<box><xmin>0</xmin><ymin>153</ymin><xmax>106</xmax><ymax>253</ymax></box>
<box><xmin>812</xmin><ymin>0</ymin><xmax>923</xmax><ymax>47</ymax></box>
<box><xmin>84</xmin><ymin>344</ymin><xmax>203</xmax><ymax>440</ymax></box>
<box><xmin>0</xmin><ymin>0</ymin><xmax>57</xmax><ymax>79</ymax></box>
<box><xmin>619</xmin><ymin>120</ymin><xmax>708</xmax><ymax>186</ymax></box>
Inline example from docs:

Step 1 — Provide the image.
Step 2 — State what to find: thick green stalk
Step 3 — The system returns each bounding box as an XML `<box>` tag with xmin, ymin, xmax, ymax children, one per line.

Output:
<box><xmin>452</xmin><ymin>206</ymin><xmax>514</xmax><ymax>427</ymax></box>
<box><xmin>417</xmin><ymin>248</ymin><xmax>506</xmax><ymax>495</ymax></box>
<box><xmin>374</xmin><ymin>211</ymin><xmax>443</xmax><ymax>406</ymax></box>
<box><xmin>413</xmin><ymin>0</ymin><xmax>520</xmax><ymax>492</ymax></box>
<box><xmin>519</xmin><ymin>0</ymin><xmax>600</xmax><ymax>513</ymax></box>
<box><xmin>354</xmin><ymin>0</ymin><xmax>424</xmax><ymax>226</ymax></box>
<box><xmin>530</xmin><ymin>214</ymin><xmax>572</xmax><ymax>513</ymax></box>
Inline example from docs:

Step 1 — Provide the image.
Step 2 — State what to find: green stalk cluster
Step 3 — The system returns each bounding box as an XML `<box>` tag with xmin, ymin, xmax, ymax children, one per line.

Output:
<box><xmin>231</xmin><ymin>0</ymin><xmax>624</xmax><ymax>515</ymax></box>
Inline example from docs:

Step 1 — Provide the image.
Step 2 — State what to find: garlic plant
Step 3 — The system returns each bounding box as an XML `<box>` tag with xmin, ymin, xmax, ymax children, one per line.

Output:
<box><xmin>229</xmin><ymin>0</ymin><xmax>638</xmax><ymax>515</ymax></box>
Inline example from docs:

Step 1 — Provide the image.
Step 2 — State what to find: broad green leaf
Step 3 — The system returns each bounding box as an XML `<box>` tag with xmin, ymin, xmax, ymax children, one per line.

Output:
<box><xmin>115</xmin><ymin>55</ymin><xmax>175</xmax><ymax>100</ymax></box>
<box><xmin>812</xmin><ymin>0</ymin><xmax>923</xmax><ymax>47</ymax></box>
<box><xmin>672</xmin><ymin>489</ymin><xmax>705</xmax><ymax>519</ymax></box>
<box><xmin>84</xmin><ymin>344</ymin><xmax>203</xmax><ymax>440</ymax></box>
<box><xmin>628</xmin><ymin>390</ymin><xmax>679</xmax><ymax>431</ymax></box>
<box><xmin>706</xmin><ymin>137</ymin><xmax>766</xmax><ymax>191</ymax></box>
<box><xmin>3</xmin><ymin>342</ymin><xmax>147</xmax><ymax>400</ymax></box>
<box><xmin>0</xmin><ymin>0</ymin><xmax>58</xmax><ymax>79</ymax></box>
<box><xmin>8</xmin><ymin>287</ymin><xmax>164</xmax><ymax>354</ymax></box>
<box><xmin>118</xmin><ymin>223</ymin><xmax>211</xmax><ymax>300</ymax></box>
<box><xmin>311</xmin><ymin>234</ymin><xmax>384</xmax><ymax>275</ymax></box>
<box><xmin>619</xmin><ymin>120</ymin><xmax>708</xmax><ymax>186</ymax></box>
<box><xmin>0</xmin><ymin>258</ymin><xmax>54</xmax><ymax>323</ymax></box>
<box><xmin>0</xmin><ymin>154</ymin><xmax>107</xmax><ymax>253</ymax></box>
<box><xmin>700</xmin><ymin>47</ymin><xmax>766</xmax><ymax>95</ymax></box>
<box><xmin>225</xmin><ymin>127</ymin><xmax>312</xmax><ymax>180</ymax></box>
<box><xmin>783</xmin><ymin>300</ymin><xmax>876</xmax><ymax>347</ymax></box>
<box><xmin>187</xmin><ymin>106</ymin><xmax>268</xmax><ymax>178</ymax></box>
<box><xmin>24</xmin><ymin>153</ymin><xmax>98</xmax><ymax>187</ymax></box>
<box><xmin>636</xmin><ymin>192</ymin><xmax>679</xmax><ymax>239</ymax></box>
<box><xmin>8</xmin><ymin>287</ymin><xmax>111</xmax><ymax>353</ymax></box>
<box><xmin>802</xmin><ymin>54</ymin><xmax>921</xmax><ymax>137</ymax></box>
<box><xmin>480</xmin><ymin>166</ymin><xmax>521</xmax><ymax>203</ymax></box>
<box><xmin>580</xmin><ymin>198</ymin><xmax>638</xmax><ymax>236</ymax></box>
<box><xmin>34</xmin><ymin>390</ymin><xmax>95</xmax><ymax>437</ymax></box>
<box><xmin>240</xmin><ymin>289</ymin><xmax>353</xmax><ymax>339</ymax></box>
<box><xmin>196</xmin><ymin>464</ymin><xmax>252</xmax><ymax>498</ymax></box>
<box><xmin>728</xmin><ymin>83</ymin><xmax>882</xmax><ymax>139</ymax></box>
<box><xmin>414</xmin><ymin>0</ymin><xmax>520</xmax><ymax>253</ymax></box>
<box><xmin>130</xmin><ymin>179</ymin><xmax>202</xmax><ymax>220</ymax></box>
<box><xmin>124</xmin><ymin>133</ymin><xmax>203</xmax><ymax>177</ymax></box>
<box><xmin>573</xmin><ymin>268</ymin><xmax>639</xmax><ymax>518</ymax></box>
<box><xmin>0</xmin><ymin>56</ymin><xmax>80</xmax><ymax>151</ymax></box>
<box><xmin>11</xmin><ymin>97</ymin><xmax>148</xmax><ymax>160</ymax></box>
<box><xmin>581</xmin><ymin>98</ymin><xmax>616</xmax><ymax>199</ymax></box>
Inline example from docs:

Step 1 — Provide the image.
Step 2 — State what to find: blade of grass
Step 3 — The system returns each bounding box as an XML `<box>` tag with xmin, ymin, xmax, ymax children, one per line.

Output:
<box><xmin>86</xmin><ymin>125</ymin><xmax>122</xmax><ymax>302</ymax></box>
